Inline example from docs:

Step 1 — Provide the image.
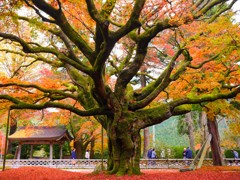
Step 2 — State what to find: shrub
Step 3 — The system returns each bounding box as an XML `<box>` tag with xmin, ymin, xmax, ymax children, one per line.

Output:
<box><xmin>171</xmin><ymin>146</ymin><xmax>186</xmax><ymax>158</ymax></box>
<box><xmin>94</xmin><ymin>150</ymin><xmax>108</xmax><ymax>159</ymax></box>
<box><xmin>156</xmin><ymin>146</ymin><xmax>187</xmax><ymax>159</ymax></box>
<box><xmin>209</xmin><ymin>151</ymin><xmax>212</xmax><ymax>158</ymax></box>
<box><xmin>225</xmin><ymin>149</ymin><xmax>240</xmax><ymax>158</ymax></box>
<box><xmin>155</xmin><ymin>142</ymin><xmax>172</xmax><ymax>158</ymax></box>
<box><xmin>5</xmin><ymin>154</ymin><xmax>14</xmax><ymax>159</ymax></box>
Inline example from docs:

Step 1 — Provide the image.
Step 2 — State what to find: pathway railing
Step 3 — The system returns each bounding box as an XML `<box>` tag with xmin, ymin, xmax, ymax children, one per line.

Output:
<box><xmin>0</xmin><ymin>158</ymin><xmax>239</xmax><ymax>169</ymax></box>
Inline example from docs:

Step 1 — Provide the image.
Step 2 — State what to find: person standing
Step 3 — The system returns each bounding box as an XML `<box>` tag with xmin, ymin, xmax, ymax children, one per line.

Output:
<box><xmin>85</xmin><ymin>149</ymin><xmax>90</xmax><ymax>166</ymax></box>
<box><xmin>147</xmin><ymin>148</ymin><xmax>153</xmax><ymax>159</ymax></box>
<box><xmin>151</xmin><ymin>148</ymin><xmax>157</xmax><ymax>166</ymax></box>
<box><xmin>71</xmin><ymin>148</ymin><xmax>77</xmax><ymax>165</ymax></box>
<box><xmin>151</xmin><ymin>148</ymin><xmax>157</xmax><ymax>159</ymax></box>
<box><xmin>183</xmin><ymin>148</ymin><xmax>187</xmax><ymax>159</ymax></box>
<box><xmin>186</xmin><ymin>147</ymin><xmax>192</xmax><ymax>159</ymax></box>
<box><xmin>185</xmin><ymin>147</ymin><xmax>193</xmax><ymax>165</ymax></box>
<box><xmin>147</xmin><ymin>148</ymin><xmax>153</xmax><ymax>166</ymax></box>
<box><xmin>71</xmin><ymin>148</ymin><xmax>76</xmax><ymax>159</ymax></box>
<box><xmin>232</xmin><ymin>150</ymin><xmax>239</xmax><ymax>165</ymax></box>
<box><xmin>85</xmin><ymin>149</ymin><xmax>90</xmax><ymax>159</ymax></box>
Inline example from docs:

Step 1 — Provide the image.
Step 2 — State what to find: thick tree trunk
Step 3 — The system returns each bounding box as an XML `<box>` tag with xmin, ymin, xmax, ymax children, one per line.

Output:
<box><xmin>74</xmin><ymin>141</ymin><xmax>83</xmax><ymax>159</ymax></box>
<box><xmin>207</xmin><ymin>117</ymin><xmax>224</xmax><ymax>166</ymax></box>
<box><xmin>107</xmin><ymin>119</ymin><xmax>141</xmax><ymax>175</ymax></box>
<box><xmin>74</xmin><ymin>140</ymin><xmax>89</xmax><ymax>159</ymax></box>
<box><xmin>185</xmin><ymin>112</ymin><xmax>195</xmax><ymax>152</ymax></box>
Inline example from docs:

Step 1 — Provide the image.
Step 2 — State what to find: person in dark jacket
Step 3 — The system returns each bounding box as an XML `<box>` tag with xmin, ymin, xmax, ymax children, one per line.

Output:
<box><xmin>71</xmin><ymin>148</ymin><xmax>77</xmax><ymax>165</ymax></box>
<box><xmin>185</xmin><ymin>147</ymin><xmax>193</xmax><ymax>159</ymax></box>
<box><xmin>185</xmin><ymin>147</ymin><xmax>193</xmax><ymax>165</ymax></box>
<box><xmin>147</xmin><ymin>148</ymin><xmax>153</xmax><ymax>166</ymax></box>
<box><xmin>147</xmin><ymin>148</ymin><xmax>153</xmax><ymax>159</ymax></box>
<box><xmin>71</xmin><ymin>148</ymin><xmax>77</xmax><ymax>159</ymax></box>
<box><xmin>183</xmin><ymin>148</ymin><xmax>187</xmax><ymax>159</ymax></box>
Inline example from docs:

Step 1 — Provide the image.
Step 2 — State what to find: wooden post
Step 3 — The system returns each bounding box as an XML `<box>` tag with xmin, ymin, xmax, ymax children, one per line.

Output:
<box><xmin>30</xmin><ymin>145</ymin><xmax>33</xmax><ymax>159</ymax></box>
<box><xmin>60</xmin><ymin>144</ymin><xmax>63</xmax><ymax>159</ymax></box>
<box><xmin>197</xmin><ymin>134</ymin><xmax>212</xmax><ymax>169</ymax></box>
<box><xmin>17</xmin><ymin>143</ymin><xmax>22</xmax><ymax>159</ymax></box>
<box><xmin>50</xmin><ymin>143</ymin><xmax>53</xmax><ymax>160</ymax></box>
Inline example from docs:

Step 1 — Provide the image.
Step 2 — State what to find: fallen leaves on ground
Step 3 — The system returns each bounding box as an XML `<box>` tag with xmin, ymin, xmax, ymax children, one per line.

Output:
<box><xmin>0</xmin><ymin>166</ymin><xmax>240</xmax><ymax>180</ymax></box>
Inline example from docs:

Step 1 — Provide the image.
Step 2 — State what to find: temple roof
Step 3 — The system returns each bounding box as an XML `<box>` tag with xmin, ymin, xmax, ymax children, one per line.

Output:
<box><xmin>8</xmin><ymin>126</ymin><xmax>73</xmax><ymax>142</ymax></box>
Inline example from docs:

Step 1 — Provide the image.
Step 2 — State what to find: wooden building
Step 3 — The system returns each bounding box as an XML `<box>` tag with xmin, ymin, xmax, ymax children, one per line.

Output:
<box><xmin>8</xmin><ymin>126</ymin><xmax>73</xmax><ymax>159</ymax></box>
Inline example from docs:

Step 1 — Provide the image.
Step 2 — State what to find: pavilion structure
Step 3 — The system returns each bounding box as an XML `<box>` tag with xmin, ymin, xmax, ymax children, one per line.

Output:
<box><xmin>8</xmin><ymin>126</ymin><xmax>73</xmax><ymax>159</ymax></box>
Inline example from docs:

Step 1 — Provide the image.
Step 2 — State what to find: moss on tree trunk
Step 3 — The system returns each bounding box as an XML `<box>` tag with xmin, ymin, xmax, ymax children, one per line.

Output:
<box><xmin>106</xmin><ymin>119</ymin><xmax>141</xmax><ymax>175</ymax></box>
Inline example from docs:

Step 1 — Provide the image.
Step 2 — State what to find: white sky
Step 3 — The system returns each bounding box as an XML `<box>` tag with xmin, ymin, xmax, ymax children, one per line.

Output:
<box><xmin>232</xmin><ymin>0</ymin><xmax>240</xmax><ymax>22</ymax></box>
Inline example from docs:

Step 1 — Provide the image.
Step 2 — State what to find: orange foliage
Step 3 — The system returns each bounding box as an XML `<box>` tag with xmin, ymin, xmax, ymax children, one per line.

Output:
<box><xmin>161</xmin><ymin>14</ymin><xmax>240</xmax><ymax>103</ymax></box>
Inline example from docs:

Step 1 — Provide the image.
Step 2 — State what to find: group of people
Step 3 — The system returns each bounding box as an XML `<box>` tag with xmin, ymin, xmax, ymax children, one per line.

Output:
<box><xmin>182</xmin><ymin>147</ymin><xmax>193</xmax><ymax>165</ymax></box>
<box><xmin>71</xmin><ymin>148</ymin><xmax>90</xmax><ymax>159</ymax></box>
<box><xmin>183</xmin><ymin>148</ymin><xmax>239</xmax><ymax>166</ymax></box>
<box><xmin>147</xmin><ymin>147</ymin><xmax>193</xmax><ymax>160</ymax></box>
<box><xmin>147</xmin><ymin>148</ymin><xmax>157</xmax><ymax>159</ymax></box>
<box><xmin>182</xmin><ymin>147</ymin><xmax>193</xmax><ymax>159</ymax></box>
<box><xmin>70</xmin><ymin>147</ymin><xmax>238</xmax><ymax>166</ymax></box>
<box><xmin>70</xmin><ymin>148</ymin><xmax>90</xmax><ymax>165</ymax></box>
<box><xmin>147</xmin><ymin>148</ymin><xmax>157</xmax><ymax>166</ymax></box>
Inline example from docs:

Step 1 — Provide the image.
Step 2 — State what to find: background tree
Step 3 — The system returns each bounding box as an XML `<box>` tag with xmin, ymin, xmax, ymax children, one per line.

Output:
<box><xmin>222</xmin><ymin>119</ymin><xmax>240</xmax><ymax>148</ymax></box>
<box><xmin>203</xmin><ymin>100</ymin><xmax>240</xmax><ymax>165</ymax></box>
<box><xmin>0</xmin><ymin>0</ymin><xmax>239</xmax><ymax>175</ymax></box>
<box><xmin>177</xmin><ymin>112</ymin><xmax>198</xmax><ymax>152</ymax></box>
<box><xmin>69</xmin><ymin>115</ymin><xmax>102</xmax><ymax>159</ymax></box>
<box><xmin>198</xmin><ymin>111</ymin><xmax>209</xmax><ymax>146</ymax></box>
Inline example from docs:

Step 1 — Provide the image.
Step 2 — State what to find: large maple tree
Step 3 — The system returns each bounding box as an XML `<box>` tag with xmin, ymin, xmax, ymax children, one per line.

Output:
<box><xmin>0</xmin><ymin>0</ymin><xmax>239</xmax><ymax>175</ymax></box>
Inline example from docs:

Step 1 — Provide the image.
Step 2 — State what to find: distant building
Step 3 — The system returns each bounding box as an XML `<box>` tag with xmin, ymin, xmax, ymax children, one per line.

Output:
<box><xmin>8</xmin><ymin>126</ymin><xmax>73</xmax><ymax>159</ymax></box>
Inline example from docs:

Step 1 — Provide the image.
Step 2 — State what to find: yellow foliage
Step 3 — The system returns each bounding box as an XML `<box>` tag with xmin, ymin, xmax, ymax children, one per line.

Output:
<box><xmin>69</xmin><ymin>140</ymin><xmax>74</xmax><ymax>148</ymax></box>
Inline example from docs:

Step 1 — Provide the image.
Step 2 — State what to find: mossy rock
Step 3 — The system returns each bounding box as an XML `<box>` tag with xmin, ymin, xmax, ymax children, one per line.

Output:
<box><xmin>92</xmin><ymin>163</ymin><xmax>107</xmax><ymax>174</ymax></box>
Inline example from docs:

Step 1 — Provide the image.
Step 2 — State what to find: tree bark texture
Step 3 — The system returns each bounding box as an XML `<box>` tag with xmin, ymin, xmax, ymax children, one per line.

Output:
<box><xmin>185</xmin><ymin>112</ymin><xmax>195</xmax><ymax>152</ymax></box>
<box><xmin>74</xmin><ymin>140</ymin><xmax>89</xmax><ymax>159</ymax></box>
<box><xmin>140</xmin><ymin>73</ymin><xmax>149</xmax><ymax>158</ymax></box>
<box><xmin>106</xmin><ymin>118</ymin><xmax>142</xmax><ymax>175</ymax></box>
<box><xmin>199</xmin><ymin>111</ymin><xmax>209</xmax><ymax>145</ymax></box>
<box><xmin>207</xmin><ymin>117</ymin><xmax>224</xmax><ymax>166</ymax></box>
<box><xmin>143</xmin><ymin>128</ymin><xmax>150</xmax><ymax>158</ymax></box>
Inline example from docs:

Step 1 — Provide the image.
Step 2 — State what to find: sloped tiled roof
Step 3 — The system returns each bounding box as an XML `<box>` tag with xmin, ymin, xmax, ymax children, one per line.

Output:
<box><xmin>8</xmin><ymin>126</ymin><xmax>73</xmax><ymax>141</ymax></box>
